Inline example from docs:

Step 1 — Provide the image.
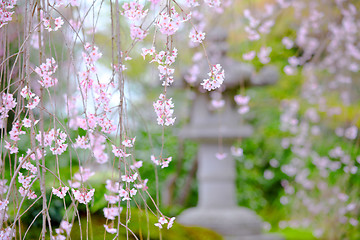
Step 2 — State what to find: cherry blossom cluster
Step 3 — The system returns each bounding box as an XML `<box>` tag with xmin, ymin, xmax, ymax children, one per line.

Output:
<box><xmin>234</xmin><ymin>94</ymin><xmax>250</xmax><ymax>115</ymax></box>
<box><xmin>189</xmin><ymin>29</ymin><xmax>206</xmax><ymax>43</ymax></box>
<box><xmin>151</xmin><ymin>155</ymin><xmax>172</xmax><ymax>168</ymax></box>
<box><xmin>231</xmin><ymin>146</ymin><xmax>243</xmax><ymax>157</ymax></box>
<box><xmin>72</xmin><ymin>188</ymin><xmax>95</xmax><ymax>204</ymax></box>
<box><xmin>130</xmin><ymin>25</ymin><xmax>147</xmax><ymax>41</ymax></box>
<box><xmin>119</xmin><ymin>186</ymin><xmax>137</xmax><ymax>201</ymax></box>
<box><xmin>103</xmin><ymin>205</ymin><xmax>122</xmax><ymax>233</ymax></box>
<box><xmin>0</xmin><ymin>0</ymin><xmax>16</xmax><ymax>29</ymax></box>
<box><xmin>73</xmin><ymin>135</ymin><xmax>89</xmax><ymax>149</ymax></box>
<box><xmin>156</xmin><ymin>7</ymin><xmax>191</xmax><ymax>36</ymax></box>
<box><xmin>154</xmin><ymin>216</ymin><xmax>175</xmax><ymax>229</ymax></box>
<box><xmin>121</xmin><ymin>2</ymin><xmax>148</xmax><ymax>41</ymax></box>
<box><xmin>215</xmin><ymin>152</ymin><xmax>227</xmax><ymax>160</ymax></box>
<box><xmin>103</xmin><ymin>223</ymin><xmax>117</xmax><ymax>234</ymax></box>
<box><xmin>184</xmin><ymin>0</ymin><xmax>199</xmax><ymax>8</ymax></box>
<box><xmin>18</xmin><ymin>172</ymin><xmax>37</xmax><ymax>200</ymax></box>
<box><xmin>143</xmin><ymin>47</ymin><xmax>178</xmax><ymax>86</ymax></box>
<box><xmin>71</xmin><ymin>167</ymin><xmax>94</xmax><ymax>187</ymax></box>
<box><xmin>53</xmin><ymin>0</ymin><xmax>80</xmax><ymax>7</ymax></box>
<box><xmin>242</xmin><ymin>47</ymin><xmax>272</xmax><ymax>64</ymax></box>
<box><xmin>0</xmin><ymin>227</ymin><xmax>13</xmax><ymax>239</ymax></box>
<box><xmin>201</xmin><ymin>64</ymin><xmax>225</xmax><ymax>91</ymax></box>
<box><xmin>43</xmin><ymin>16</ymin><xmax>64</xmax><ymax>32</ymax></box>
<box><xmin>243</xmin><ymin>7</ymin><xmax>275</xmax><ymax>42</ymax></box>
<box><xmin>210</xmin><ymin>96</ymin><xmax>225</xmax><ymax>109</ymax></box>
<box><xmin>35</xmin><ymin>58</ymin><xmax>58</xmax><ymax>88</ymax></box>
<box><xmin>204</xmin><ymin>0</ymin><xmax>221</xmax><ymax>8</ymax></box>
<box><xmin>77</xmin><ymin>45</ymin><xmax>117</xmax><ymax>135</ymax></box>
<box><xmin>0</xmin><ymin>93</ymin><xmax>16</xmax><ymax>122</ymax></box>
<box><xmin>153</xmin><ymin>94</ymin><xmax>176</xmax><ymax>126</ymax></box>
<box><xmin>112</xmin><ymin>145</ymin><xmax>131</xmax><ymax>158</ymax></box>
<box><xmin>52</xmin><ymin>220</ymin><xmax>72</xmax><ymax>240</ymax></box>
<box><xmin>277</xmin><ymin>97</ymin><xmax>360</xmax><ymax>235</ymax></box>
<box><xmin>79</xmin><ymin>43</ymin><xmax>102</xmax><ymax>89</ymax></box>
<box><xmin>36</xmin><ymin>128</ymin><xmax>68</xmax><ymax>155</ymax></box>
<box><xmin>21</xmin><ymin>86</ymin><xmax>40</xmax><ymax>109</ymax></box>
<box><xmin>121</xmin><ymin>2</ymin><xmax>148</xmax><ymax>22</ymax></box>
<box><xmin>89</xmin><ymin>133</ymin><xmax>109</xmax><ymax>164</ymax></box>
<box><xmin>4</xmin><ymin>120</ymin><xmax>25</xmax><ymax>155</ymax></box>
<box><xmin>52</xmin><ymin>186</ymin><xmax>69</xmax><ymax>199</ymax></box>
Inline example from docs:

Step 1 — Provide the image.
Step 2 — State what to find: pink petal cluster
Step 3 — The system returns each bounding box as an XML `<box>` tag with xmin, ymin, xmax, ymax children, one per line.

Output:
<box><xmin>103</xmin><ymin>207</ymin><xmax>121</xmax><ymax>220</ymax></box>
<box><xmin>143</xmin><ymin>47</ymin><xmax>178</xmax><ymax>86</ymax></box>
<box><xmin>189</xmin><ymin>29</ymin><xmax>206</xmax><ymax>43</ymax></box>
<box><xmin>234</xmin><ymin>94</ymin><xmax>250</xmax><ymax>115</ymax></box>
<box><xmin>89</xmin><ymin>133</ymin><xmax>108</xmax><ymax>164</ymax></box>
<box><xmin>151</xmin><ymin>155</ymin><xmax>172</xmax><ymax>168</ymax></box>
<box><xmin>201</xmin><ymin>64</ymin><xmax>225</xmax><ymax>91</ymax></box>
<box><xmin>153</xmin><ymin>94</ymin><xmax>176</xmax><ymax>126</ymax></box>
<box><xmin>156</xmin><ymin>7</ymin><xmax>191</xmax><ymax>36</ymax></box>
<box><xmin>130</xmin><ymin>25</ymin><xmax>147</xmax><ymax>41</ymax></box>
<box><xmin>35</xmin><ymin>58</ymin><xmax>58</xmax><ymax>88</ymax></box>
<box><xmin>72</xmin><ymin>188</ymin><xmax>95</xmax><ymax>204</ymax></box>
<box><xmin>0</xmin><ymin>0</ymin><xmax>16</xmax><ymax>29</ymax></box>
<box><xmin>122</xmin><ymin>137</ymin><xmax>136</xmax><ymax>148</ymax></box>
<box><xmin>155</xmin><ymin>217</ymin><xmax>175</xmax><ymax>229</ymax></box>
<box><xmin>104</xmin><ymin>225</ymin><xmax>117</xmax><ymax>234</ymax></box>
<box><xmin>121</xmin><ymin>2</ymin><xmax>148</xmax><ymax>22</ymax></box>
<box><xmin>204</xmin><ymin>0</ymin><xmax>221</xmax><ymax>8</ymax></box>
<box><xmin>18</xmin><ymin>173</ymin><xmax>37</xmax><ymax>200</ymax></box>
<box><xmin>79</xmin><ymin>44</ymin><xmax>102</xmax><ymax>90</ymax></box>
<box><xmin>73</xmin><ymin>136</ymin><xmax>89</xmax><ymax>149</ymax></box>
<box><xmin>0</xmin><ymin>93</ymin><xmax>17</xmax><ymax>120</ymax></box>
<box><xmin>258</xmin><ymin>46</ymin><xmax>272</xmax><ymax>64</ymax></box>
<box><xmin>43</xmin><ymin>17</ymin><xmax>64</xmax><ymax>32</ymax></box>
<box><xmin>73</xmin><ymin>167</ymin><xmax>94</xmax><ymax>183</ymax></box>
<box><xmin>52</xmin><ymin>186</ymin><xmax>69</xmax><ymax>199</ymax></box>
<box><xmin>112</xmin><ymin>145</ymin><xmax>131</xmax><ymax>158</ymax></box>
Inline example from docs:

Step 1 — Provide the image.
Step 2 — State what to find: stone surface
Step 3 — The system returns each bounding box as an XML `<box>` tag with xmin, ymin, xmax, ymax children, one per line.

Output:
<box><xmin>178</xmin><ymin>208</ymin><xmax>262</xmax><ymax>237</ymax></box>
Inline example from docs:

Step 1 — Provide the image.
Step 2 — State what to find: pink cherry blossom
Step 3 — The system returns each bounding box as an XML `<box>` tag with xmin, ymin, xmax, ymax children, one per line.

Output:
<box><xmin>130</xmin><ymin>160</ymin><xmax>143</xmax><ymax>170</ymax></box>
<box><xmin>122</xmin><ymin>2</ymin><xmax>148</xmax><ymax>22</ymax></box>
<box><xmin>231</xmin><ymin>146</ymin><xmax>243</xmax><ymax>157</ymax></box>
<box><xmin>243</xmin><ymin>51</ymin><xmax>256</xmax><ymax>61</ymax></box>
<box><xmin>72</xmin><ymin>188</ymin><xmax>95</xmax><ymax>204</ymax></box>
<box><xmin>189</xmin><ymin>29</ymin><xmax>206</xmax><ymax>43</ymax></box>
<box><xmin>52</xmin><ymin>186</ymin><xmax>69</xmax><ymax>199</ymax></box>
<box><xmin>74</xmin><ymin>167</ymin><xmax>94</xmax><ymax>183</ymax></box>
<box><xmin>238</xmin><ymin>106</ymin><xmax>250</xmax><ymax>115</ymax></box>
<box><xmin>0</xmin><ymin>200</ymin><xmax>9</xmax><ymax>210</ymax></box>
<box><xmin>104</xmin><ymin>225</ymin><xmax>117</xmax><ymax>234</ymax></box>
<box><xmin>234</xmin><ymin>95</ymin><xmax>250</xmax><ymax>105</ymax></box>
<box><xmin>167</xmin><ymin>217</ymin><xmax>175</xmax><ymax>229</ymax></box>
<box><xmin>122</xmin><ymin>137</ymin><xmax>136</xmax><ymax>148</ymax></box>
<box><xmin>204</xmin><ymin>0</ymin><xmax>221</xmax><ymax>8</ymax></box>
<box><xmin>156</xmin><ymin>7</ymin><xmax>190</xmax><ymax>36</ymax></box>
<box><xmin>201</xmin><ymin>64</ymin><xmax>225</xmax><ymax>91</ymax></box>
<box><xmin>104</xmin><ymin>194</ymin><xmax>119</xmax><ymax>204</ymax></box>
<box><xmin>104</xmin><ymin>207</ymin><xmax>121</xmax><ymax>220</ymax></box>
<box><xmin>73</xmin><ymin>136</ymin><xmax>89</xmax><ymax>149</ymax></box>
<box><xmin>215</xmin><ymin>152</ymin><xmax>227</xmax><ymax>160</ymax></box>
<box><xmin>35</xmin><ymin>58</ymin><xmax>58</xmax><ymax>88</ymax></box>
<box><xmin>153</xmin><ymin>94</ymin><xmax>176</xmax><ymax>126</ymax></box>
<box><xmin>112</xmin><ymin>145</ymin><xmax>131</xmax><ymax>158</ymax></box>
<box><xmin>211</xmin><ymin>99</ymin><xmax>225</xmax><ymax>109</ymax></box>
<box><xmin>258</xmin><ymin>46</ymin><xmax>272</xmax><ymax>64</ymax></box>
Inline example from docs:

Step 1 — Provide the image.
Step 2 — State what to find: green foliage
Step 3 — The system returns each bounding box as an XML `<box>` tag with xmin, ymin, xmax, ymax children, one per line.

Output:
<box><xmin>68</xmin><ymin>208</ymin><xmax>223</xmax><ymax>240</ymax></box>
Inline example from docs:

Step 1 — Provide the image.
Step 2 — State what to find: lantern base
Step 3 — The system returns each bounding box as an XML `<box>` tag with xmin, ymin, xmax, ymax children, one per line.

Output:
<box><xmin>177</xmin><ymin>207</ymin><xmax>283</xmax><ymax>240</ymax></box>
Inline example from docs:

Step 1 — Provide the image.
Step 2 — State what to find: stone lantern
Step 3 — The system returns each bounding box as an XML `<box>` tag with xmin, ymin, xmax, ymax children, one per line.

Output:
<box><xmin>177</xmin><ymin>29</ymin><xmax>281</xmax><ymax>240</ymax></box>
